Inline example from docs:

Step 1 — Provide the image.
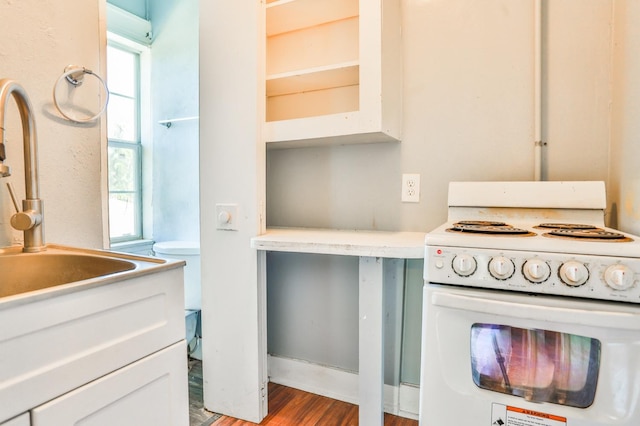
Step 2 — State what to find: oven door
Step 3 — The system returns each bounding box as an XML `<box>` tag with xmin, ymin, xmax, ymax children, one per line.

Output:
<box><xmin>419</xmin><ymin>284</ymin><xmax>640</xmax><ymax>426</ymax></box>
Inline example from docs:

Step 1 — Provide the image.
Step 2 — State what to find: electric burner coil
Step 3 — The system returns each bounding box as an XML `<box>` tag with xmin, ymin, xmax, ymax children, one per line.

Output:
<box><xmin>448</xmin><ymin>223</ymin><xmax>533</xmax><ymax>236</ymax></box>
<box><xmin>536</xmin><ymin>223</ymin><xmax>600</xmax><ymax>230</ymax></box>
<box><xmin>545</xmin><ymin>229</ymin><xmax>631</xmax><ymax>241</ymax></box>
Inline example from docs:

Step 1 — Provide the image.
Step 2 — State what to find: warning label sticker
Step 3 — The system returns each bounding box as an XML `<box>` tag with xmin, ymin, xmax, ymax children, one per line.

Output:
<box><xmin>491</xmin><ymin>403</ymin><xmax>567</xmax><ymax>426</ymax></box>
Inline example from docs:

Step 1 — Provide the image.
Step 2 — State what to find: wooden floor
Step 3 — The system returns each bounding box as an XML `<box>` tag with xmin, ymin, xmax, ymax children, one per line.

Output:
<box><xmin>211</xmin><ymin>381</ymin><xmax>418</xmax><ymax>426</ymax></box>
<box><xmin>189</xmin><ymin>358</ymin><xmax>417</xmax><ymax>426</ymax></box>
<box><xmin>189</xmin><ymin>359</ymin><xmax>221</xmax><ymax>426</ymax></box>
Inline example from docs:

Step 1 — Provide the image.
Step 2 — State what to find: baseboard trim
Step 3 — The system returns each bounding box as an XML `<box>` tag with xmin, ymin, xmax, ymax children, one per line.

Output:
<box><xmin>398</xmin><ymin>382</ymin><xmax>420</xmax><ymax>420</ymax></box>
<box><xmin>267</xmin><ymin>355</ymin><xmax>419</xmax><ymax>420</ymax></box>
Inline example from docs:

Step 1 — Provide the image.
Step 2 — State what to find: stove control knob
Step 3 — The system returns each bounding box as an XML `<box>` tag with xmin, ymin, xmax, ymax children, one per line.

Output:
<box><xmin>523</xmin><ymin>259</ymin><xmax>551</xmax><ymax>283</ymax></box>
<box><xmin>488</xmin><ymin>256</ymin><xmax>515</xmax><ymax>280</ymax></box>
<box><xmin>452</xmin><ymin>254</ymin><xmax>477</xmax><ymax>277</ymax></box>
<box><xmin>559</xmin><ymin>261</ymin><xmax>589</xmax><ymax>287</ymax></box>
<box><xmin>604</xmin><ymin>264</ymin><xmax>635</xmax><ymax>291</ymax></box>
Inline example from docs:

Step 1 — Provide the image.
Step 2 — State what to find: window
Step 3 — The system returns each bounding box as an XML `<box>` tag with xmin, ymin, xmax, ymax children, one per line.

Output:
<box><xmin>107</xmin><ymin>41</ymin><xmax>143</xmax><ymax>242</ymax></box>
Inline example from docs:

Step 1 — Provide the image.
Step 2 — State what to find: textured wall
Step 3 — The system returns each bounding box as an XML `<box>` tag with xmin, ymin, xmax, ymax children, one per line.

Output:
<box><xmin>0</xmin><ymin>0</ymin><xmax>105</xmax><ymax>249</ymax></box>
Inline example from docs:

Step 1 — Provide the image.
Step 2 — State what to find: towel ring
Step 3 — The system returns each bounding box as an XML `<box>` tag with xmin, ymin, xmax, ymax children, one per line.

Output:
<box><xmin>53</xmin><ymin>65</ymin><xmax>109</xmax><ymax>123</ymax></box>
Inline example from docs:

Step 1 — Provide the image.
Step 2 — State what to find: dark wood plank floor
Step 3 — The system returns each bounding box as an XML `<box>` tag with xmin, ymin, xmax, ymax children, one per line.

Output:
<box><xmin>189</xmin><ymin>359</ymin><xmax>221</xmax><ymax>426</ymax></box>
<box><xmin>211</xmin><ymin>381</ymin><xmax>419</xmax><ymax>426</ymax></box>
<box><xmin>189</xmin><ymin>358</ymin><xmax>417</xmax><ymax>426</ymax></box>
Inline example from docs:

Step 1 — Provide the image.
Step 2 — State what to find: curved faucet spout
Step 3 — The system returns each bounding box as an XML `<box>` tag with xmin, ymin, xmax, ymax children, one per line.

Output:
<box><xmin>0</xmin><ymin>78</ymin><xmax>45</xmax><ymax>252</ymax></box>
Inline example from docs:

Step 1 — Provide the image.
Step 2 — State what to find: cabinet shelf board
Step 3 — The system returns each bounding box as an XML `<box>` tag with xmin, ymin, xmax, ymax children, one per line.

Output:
<box><xmin>266</xmin><ymin>85</ymin><xmax>359</xmax><ymax>122</ymax></box>
<box><xmin>266</xmin><ymin>111</ymin><xmax>401</xmax><ymax>148</ymax></box>
<box><xmin>267</xmin><ymin>62</ymin><xmax>359</xmax><ymax>96</ymax></box>
<box><xmin>266</xmin><ymin>0</ymin><xmax>359</xmax><ymax>36</ymax></box>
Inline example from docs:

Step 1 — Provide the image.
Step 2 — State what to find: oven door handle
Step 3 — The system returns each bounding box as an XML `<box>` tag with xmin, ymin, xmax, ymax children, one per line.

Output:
<box><xmin>431</xmin><ymin>291</ymin><xmax>640</xmax><ymax>330</ymax></box>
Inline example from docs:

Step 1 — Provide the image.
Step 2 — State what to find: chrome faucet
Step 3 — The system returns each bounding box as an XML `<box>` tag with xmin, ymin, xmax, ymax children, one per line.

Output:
<box><xmin>0</xmin><ymin>79</ymin><xmax>45</xmax><ymax>252</ymax></box>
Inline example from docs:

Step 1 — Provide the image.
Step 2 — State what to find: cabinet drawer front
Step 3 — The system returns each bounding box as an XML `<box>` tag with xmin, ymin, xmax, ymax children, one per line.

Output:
<box><xmin>31</xmin><ymin>341</ymin><xmax>188</xmax><ymax>426</ymax></box>
<box><xmin>0</xmin><ymin>413</ymin><xmax>30</xmax><ymax>426</ymax></box>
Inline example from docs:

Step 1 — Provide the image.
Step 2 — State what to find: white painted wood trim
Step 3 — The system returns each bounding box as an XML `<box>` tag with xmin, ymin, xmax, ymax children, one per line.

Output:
<box><xmin>257</xmin><ymin>251</ymin><xmax>269</xmax><ymax>419</ymax></box>
<box><xmin>105</xmin><ymin>4</ymin><xmax>151</xmax><ymax>46</ymax></box>
<box><xmin>398</xmin><ymin>384</ymin><xmax>420</xmax><ymax>420</ymax></box>
<box><xmin>251</xmin><ymin>228</ymin><xmax>425</xmax><ymax>259</ymax></box>
<box><xmin>359</xmin><ymin>256</ymin><xmax>384</xmax><ymax>426</ymax></box>
<box><xmin>267</xmin><ymin>355</ymin><xmax>419</xmax><ymax>419</ymax></box>
<box><xmin>268</xmin><ymin>355</ymin><xmax>358</xmax><ymax>405</ymax></box>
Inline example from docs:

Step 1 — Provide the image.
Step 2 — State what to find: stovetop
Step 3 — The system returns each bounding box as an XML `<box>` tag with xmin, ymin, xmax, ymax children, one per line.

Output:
<box><xmin>449</xmin><ymin>220</ymin><xmax>629</xmax><ymax>239</ymax></box>
<box><xmin>426</xmin><ymin>219</ymin><xmax>640</xmax><ymax>258</ymax></box>
<box><xmin>424</xmin><ymin>181</ymin><xmax>640</xmax><ymax>304</ymax></box>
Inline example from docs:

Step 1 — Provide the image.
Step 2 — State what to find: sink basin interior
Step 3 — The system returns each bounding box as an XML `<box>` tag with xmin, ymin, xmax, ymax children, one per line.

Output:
<box><xmin>1</xmin><ymin>253</ymin><xmax>137</xmax><ymax>298</ymax></box>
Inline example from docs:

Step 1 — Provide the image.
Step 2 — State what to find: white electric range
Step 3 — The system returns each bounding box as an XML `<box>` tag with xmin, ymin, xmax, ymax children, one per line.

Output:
<box><xmin>419</xmin><ymin>181</ymin><xmax>640</xmax><ymax>426</ymax></box>
<box><xmin>425</xmin><ymin>181</ymin><xmax>640</xmax><ymax>304</ymax></box>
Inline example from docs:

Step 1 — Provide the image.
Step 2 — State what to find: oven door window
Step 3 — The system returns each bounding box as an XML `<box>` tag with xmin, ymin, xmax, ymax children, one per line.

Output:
<box><xmin>471</xmin><ymin>324</ymin><xmax>601</xmax><ymax>408</ymax></box>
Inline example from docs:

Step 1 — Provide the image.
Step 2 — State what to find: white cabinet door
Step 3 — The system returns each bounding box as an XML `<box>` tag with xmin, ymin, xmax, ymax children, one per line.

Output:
<box><xmin>31</xmin><ymin>342</ymin><xmax>189</xmax><ymax>426</ymax></box>
<box><xmin>0</xmin><ymin>413</ymin><xmax>29</xmax><ymax>426</ymax></box>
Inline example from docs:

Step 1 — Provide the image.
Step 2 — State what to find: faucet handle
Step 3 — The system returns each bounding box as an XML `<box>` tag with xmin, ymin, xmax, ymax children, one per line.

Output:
<box><xmin>6</xmin><ymin>182</ymin><xmax>41</xmax><ymax>231</ymax></box>
<box><xmin>6</xmin><ymin>182</ymin><xmax>20</xmax><ymax>212</ymax></box>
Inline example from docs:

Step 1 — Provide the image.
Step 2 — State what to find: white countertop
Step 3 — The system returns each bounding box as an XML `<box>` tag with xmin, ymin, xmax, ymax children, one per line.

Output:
<box><xmin>251</xmin><ymin>227</ymin><xmax>426</xmax><ymax>258</ymax></box>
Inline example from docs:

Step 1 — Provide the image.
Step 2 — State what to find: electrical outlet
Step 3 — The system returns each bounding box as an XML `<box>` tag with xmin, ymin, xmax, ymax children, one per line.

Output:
<box><xmin>402</xmin><ymin>173</ymin><xmax>420</xmax><ymax>203</ymax></box>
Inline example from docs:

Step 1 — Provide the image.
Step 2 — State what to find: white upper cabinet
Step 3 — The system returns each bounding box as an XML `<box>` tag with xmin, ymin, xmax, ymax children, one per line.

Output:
<box><xmin>265</xmin><ymin>0</ymin><xmax>402</xmax><ymax>147</ymax></box>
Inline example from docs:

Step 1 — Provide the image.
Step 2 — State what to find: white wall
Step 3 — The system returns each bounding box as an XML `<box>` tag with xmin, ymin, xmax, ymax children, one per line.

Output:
<box><xmin>149</xmin><ymin>0</ymin><xmax>200</xmax><ymax>243</ymax></box>
<box><xmin>543</xmin><ymin>0</ymin><xmax>612</xmax><ymax>183</ymax></box>
<box><xmin>267</xmin><ymin>0</ymin><xmax>615</xmax><ymax>234</ymax></box>
<box><xmin>609</xmin><ymin>0</ymin><xmax>640</xmax><ymax>235</ymax></box>
<box><xmin>0</xmin><ymin>1</ymin><xmax>105</xmax><ymax>249</ymax></box>
<box><xmin>107</xmin><ymin>0</ymin><xmax>146</xmax><ymax>19</ymax></box>
<box><xmin>199</xmin><ymin>0</ymin><xmax>266</xmax><ymax>422</ymax></box>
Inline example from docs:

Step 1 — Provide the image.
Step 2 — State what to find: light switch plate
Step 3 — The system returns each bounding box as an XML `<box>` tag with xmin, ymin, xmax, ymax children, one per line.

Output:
<box><xmin>216</xmin><ymin>203</ymin><xmax>238</xmax><ymax>231</ymax></box>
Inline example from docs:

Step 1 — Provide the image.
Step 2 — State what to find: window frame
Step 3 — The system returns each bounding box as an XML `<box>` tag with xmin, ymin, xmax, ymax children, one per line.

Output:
<box><xmin>106</xmin><ymin>33</ymin><xmax>150</xmax><ymax>244</ymax></box>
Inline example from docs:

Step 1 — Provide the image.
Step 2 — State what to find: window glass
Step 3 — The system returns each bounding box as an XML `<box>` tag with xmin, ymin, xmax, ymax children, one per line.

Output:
<box><xmin>471</xmin><ymin>324</ymin><xmax>600</xmax><ymax>408</ymax></box>
<box><xmin>107</xmin><ymin>95</ymin><xmax>136</xmax><ymax>142</ymax></box>
<box><xmin>107</xmin><ymin>41</ymin><xmax>142</xmax><ymax>242</ymax></box>
<box><xmin>107</xmin><ymin>45</ymin><xmax>136</xmax><ymax>97</ymax></box>
<box><xmin>108</xmin><ymin>144</ymin><xmax>137</xmax><ymax>192</ymax></box>
<box><xmin>107</xmin><ymin>143</ymin><xmax>141</xmax><ymax>241</ymax></box>
<box><xmin>108</xmin><ymin>192</ymin><xmax>139</xmax><ymax>239</ymax></box>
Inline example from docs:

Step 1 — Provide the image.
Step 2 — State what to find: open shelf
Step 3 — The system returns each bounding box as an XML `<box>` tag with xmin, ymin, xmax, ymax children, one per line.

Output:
<box><xmin>267</xmin><ymin>17</ymin><xmax>358</xmax><ymax>76</ymax></box>
<box><xmin>266</xmin><ymin>0</ymin><xmax>359</xmax><ymax>37</ymax></box>
<box><xmin>267</xmin><ymin>62</ymin><xmax>359</xmax><ymax>97</ymax></box>
<box><xmin>264</xmin><ymin>0</ymin><xmax>402</xmax><ymax>147</ymax></box>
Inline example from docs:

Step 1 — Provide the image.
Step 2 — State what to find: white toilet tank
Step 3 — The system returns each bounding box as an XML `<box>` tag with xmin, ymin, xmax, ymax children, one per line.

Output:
<box><xmin>153</xmin><ymin>241</ymin><xmax>201</xmax><ymax>310</ymax></box>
